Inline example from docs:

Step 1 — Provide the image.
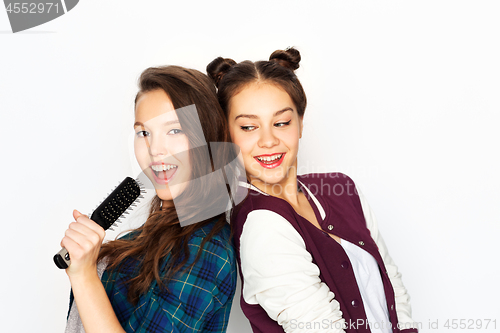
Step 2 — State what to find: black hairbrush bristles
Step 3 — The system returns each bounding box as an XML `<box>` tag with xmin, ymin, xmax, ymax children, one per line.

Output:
<box><xmin>53</xmin><ymin>177</ymin><xmax>145</xmax><ymax>269</ymax></box>
<box><xmin>91</xmin><ymin>177</ymin><xmax>143</xmax><ymax>231</ymax></box>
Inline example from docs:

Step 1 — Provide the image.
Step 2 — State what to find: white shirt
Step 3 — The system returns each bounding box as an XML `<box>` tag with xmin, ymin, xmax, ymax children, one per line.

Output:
<box><xmin>340</xmin><ymin>238</ymin><xmax>391</xmax><ymax>333</ymax></box>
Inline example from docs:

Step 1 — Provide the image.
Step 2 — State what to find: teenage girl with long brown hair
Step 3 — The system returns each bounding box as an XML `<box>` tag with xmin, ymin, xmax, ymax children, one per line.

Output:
<box><xmin>61</xmin><ymin>66</ymin><xmax>237</xmax><ymax>333</ymax></box>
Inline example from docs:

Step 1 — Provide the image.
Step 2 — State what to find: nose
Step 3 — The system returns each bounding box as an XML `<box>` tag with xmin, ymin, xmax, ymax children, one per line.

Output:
<box><xmin>147</xmin><ymin>134</ymin><xmax>168</xmax><ymax>158</ymax></box>
<box><xmin>258</xmin><ymin>127</ymin><xmax>279</xmax><ymax>149</ymax></box>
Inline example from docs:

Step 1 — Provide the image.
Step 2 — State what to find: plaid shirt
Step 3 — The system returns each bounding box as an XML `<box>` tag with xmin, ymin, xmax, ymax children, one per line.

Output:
<box><xmin>99</xmin><ymin>220</ymin><xmax>236</xmax><ymax>333</ymax></box>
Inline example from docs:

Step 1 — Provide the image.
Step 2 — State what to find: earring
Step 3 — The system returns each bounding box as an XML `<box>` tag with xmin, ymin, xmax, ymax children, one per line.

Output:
<box><xmin>160</xmin><ymin>199</ymin><xmax>163</xmax><ymax>211</ymax></box>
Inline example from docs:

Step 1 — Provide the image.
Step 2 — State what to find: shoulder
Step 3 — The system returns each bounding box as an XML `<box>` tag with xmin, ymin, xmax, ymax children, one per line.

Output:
<box><xmin>231</xmin><ymin>185</ymin><xmax>296</xmax><ymax>226</ymax></box>
<box><xmin>243</xmin><ymin>209</ymin><xmax>298</xmax><ymax>233</ymax></box>
<box><xmin>116</xmin><ymin>229</ymin><xmax>140</xmax><ymax>241</ymax></box>
<box><xmin>165</xmin><ymin>220</ymin><xmax>236</xmax><ymax>306</ymax></box>
<box><xmin>241</xmin><ymin>210</ymin><xmax>306</xmax><ymax>250</ymax></box>
<box><xmin>190</xmin><ymin>219</ymin><xmax>232</xmax><ymax>249</ymax></box>
<box><xmin>298</xmin><ymin>172</ymin><xmax>356</xmax><ymax>186</ymax></box>
<box><xmin>300</xmin><ymin>172</ymin><xmax>361</xmax><ymax>201</ymax></box>
<box><xmin>187</xmin><ymin>219</ymin><xmax>236</xmax><ymax>271</ymax></box>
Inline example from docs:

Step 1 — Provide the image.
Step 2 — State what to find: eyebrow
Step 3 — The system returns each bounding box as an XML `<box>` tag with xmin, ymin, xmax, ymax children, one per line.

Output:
<box><xmin>133</xmin><ymin>120</ymin><xmax>180</xmax><ymax>127</ymax></box>
<box><xmin>234</xmin><ymin>107</ymin><xmax>293</xmax><ymax>121</ymax></box>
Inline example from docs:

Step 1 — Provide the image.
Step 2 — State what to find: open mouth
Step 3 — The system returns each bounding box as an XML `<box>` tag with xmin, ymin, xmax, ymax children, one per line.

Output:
<box><xmin>254</xmin><ymin>153</ymin><xmax>285</xmax><ymax>169</ymax></box>
<box><xmin>150</xmin><ymin>163</ymin><xmax>178</xmax><ymax>184</ymax></box>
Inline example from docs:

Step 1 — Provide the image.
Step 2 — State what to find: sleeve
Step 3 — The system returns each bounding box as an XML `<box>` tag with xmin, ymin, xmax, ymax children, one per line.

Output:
<box><xmin>356</xmin><ymin>187</ymin><xmax>419</xmax><ymax>333</ymax></box>
<box><xmin>240</xmin><ymin>209</ymin><xmax>346</xmax><ymax>333</ymax></box>
<box><xmin>128</xmin><ymin>235</ymin><xmax>237</xmax><ymax>333</ymax></box>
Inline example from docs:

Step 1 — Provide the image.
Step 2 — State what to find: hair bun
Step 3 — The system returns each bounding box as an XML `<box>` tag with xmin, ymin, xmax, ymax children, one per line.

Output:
<box><xmin>207</xmin><ymin>57</ymin><xmax>237</xmax><ymax>88</ymax></box>
<box><xmin>269</xmin><ymin>47</ymin><xmax>301</xmax><ymax>71</ymax></box>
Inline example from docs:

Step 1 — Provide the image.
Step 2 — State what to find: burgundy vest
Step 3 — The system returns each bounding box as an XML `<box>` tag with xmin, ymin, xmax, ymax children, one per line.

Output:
<box><xmin>231</xmin><ymin>173</ymin><xmax>402</xmax><ymax>333</ymax></box>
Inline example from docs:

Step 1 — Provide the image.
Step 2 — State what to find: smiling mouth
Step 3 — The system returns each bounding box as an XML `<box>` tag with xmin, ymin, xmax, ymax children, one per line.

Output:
<box><xmin>151</xmin><ymin>164</ymin><xmax>178</xmax><ymax>184</ymax></box>
<box><xmin>254</xmin><ymin>153</ymin><xmax>285</xmax><ymax>169</ymax></box>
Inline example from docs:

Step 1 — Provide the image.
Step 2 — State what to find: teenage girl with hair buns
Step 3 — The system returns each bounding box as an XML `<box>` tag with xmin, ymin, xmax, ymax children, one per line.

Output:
<box><xmin>207</xmin><ymin>48</ymin><xmax>419</xmax><ymax>333</ymax></box>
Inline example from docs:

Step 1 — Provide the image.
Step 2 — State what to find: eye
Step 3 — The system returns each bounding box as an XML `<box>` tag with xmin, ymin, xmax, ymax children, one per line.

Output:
<box><xmin>136</xmin><ymin>130</ymin><xmax>149</xmax><ymax>138</ymax></box>
<box><xmin>275</xmin><ymin>120</ymin><xmax>291</xmax><ymax>128</ymax></box>
<box><xmin>167</xmin><ymin>128</ymin><xmax>183</xmax><ymax>135</ymax></box>
<box><xmin>240</xmin><ymin>125</ymin><xmax>256</xmax><ymax>132</ymax></box>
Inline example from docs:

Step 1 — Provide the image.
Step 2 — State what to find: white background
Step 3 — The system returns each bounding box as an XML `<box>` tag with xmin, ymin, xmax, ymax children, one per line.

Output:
<box><xmin>1</xmin><ymin>1</ymin><xmax>499</xmax><ymax>332</ymax></box>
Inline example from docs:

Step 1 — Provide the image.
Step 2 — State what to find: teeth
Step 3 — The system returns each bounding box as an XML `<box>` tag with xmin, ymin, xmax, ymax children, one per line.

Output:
<box><xmin>257</xmin><ymin>154</ymin><xmax>283</xmax><ymax>162</ymax></box>
<box><xmin>151</xmin><ymin>164</ymin><xmax>178</xmax><ymax>172</ymax></box>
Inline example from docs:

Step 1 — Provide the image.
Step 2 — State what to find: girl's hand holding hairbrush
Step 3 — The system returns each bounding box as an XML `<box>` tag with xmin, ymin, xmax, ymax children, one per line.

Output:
<box><xmin>60</xmin><ymin>209</ymin><xmax>106</xmax><ymax>281</ymax></box>
<box><xmin>60</xmin><ymin>210</ymin><xmax>126</xmax><ymax>332</ymax></box>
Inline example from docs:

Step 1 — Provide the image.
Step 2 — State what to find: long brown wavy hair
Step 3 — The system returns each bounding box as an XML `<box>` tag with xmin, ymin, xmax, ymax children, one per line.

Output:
<box><xmin>98</xmin><ymin>66</ymin><xmax>232</xmax><ymax>305</ymax></box>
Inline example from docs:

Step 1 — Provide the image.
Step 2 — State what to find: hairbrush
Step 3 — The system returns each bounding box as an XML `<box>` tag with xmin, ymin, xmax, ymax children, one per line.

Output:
<box><xmin>53</xmin><ymin>176</ymin><xmax>145</xmax><ymax>269</ymax></box>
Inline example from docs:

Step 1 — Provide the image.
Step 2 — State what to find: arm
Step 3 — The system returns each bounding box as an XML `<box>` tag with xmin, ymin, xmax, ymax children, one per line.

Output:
<box><xmin>356</xmin><ymin>188</ymin><xmax>419</xmax><ymax>332</ymax></box>
<box><xmin>240</xmin><ymin>210</ymin><xmax>346</xmax><ymax>333</ymax></box>
<box><xmin>61</xmin><ymin>210</ymin><xmax>125</xmax><ymax>333</ymax></box>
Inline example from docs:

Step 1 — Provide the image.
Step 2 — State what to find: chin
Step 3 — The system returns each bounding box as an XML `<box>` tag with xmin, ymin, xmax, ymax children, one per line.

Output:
<box><xmin>248</xmin><ymin>173</ymin><xmax>285</xmax><ymax>186</ymax></box>
<box><xmin>258</xmin><ymin>165</ymin><xmax>289</xmax><ymax>182</ymax></box>
<box><xmin>155</xmin><ymin>183</ymin><xmax>188</xmax><ymax>202</ymax></box>
<box><xmin>155</xmin><ymin>188</ymin><xmax>174</xmax><ymax>201</ymax></box>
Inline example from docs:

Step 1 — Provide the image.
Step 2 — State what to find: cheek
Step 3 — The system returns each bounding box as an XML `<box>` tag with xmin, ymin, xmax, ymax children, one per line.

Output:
<box><xmin>283</xmin><ymin>128</ymin><xmax>301</xmax><ymax>149</ymax></box>
<box><xmin>171</xmin><ymin>136</ymin><xmax>190</xmax><ymax>156</ymax></box>
<box><xmin>181</xmin><ymin>153</ymin><xmax>192</xmax><ymax>174</ymax></box>
<box><xmin>228</xmin><ymin>126</ymin><xmax>237</xmax><ymax>144</ymax></box>
<box><xmin>171</xmin><ymin>136</ymin><xmax>191</xmax><ymax>169</ymax></box>
<box><xmin>229</xmin><ymin>128</ymin><xmax>250</xmax><ymax>153</ymax></box>
<box><xmin>134</xmin><ymin>140</ymin><xmax>149</xmax><ymax>166</ymax></box>
<box><xmin>232</xmin><ymin>135</ymin><xmax>251</xmax><ymax>156</ymax></box>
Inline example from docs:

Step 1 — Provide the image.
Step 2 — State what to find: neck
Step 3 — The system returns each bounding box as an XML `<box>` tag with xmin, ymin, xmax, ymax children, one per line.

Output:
<box><xmin>249</xmin><ymin>164</ymin><xmax>301</xmax><ymax>206</ymax></box>
<box><xmin>161</xmin><ymin>200</ymin><xmax>174</xmax><ymax>210</ymax></box>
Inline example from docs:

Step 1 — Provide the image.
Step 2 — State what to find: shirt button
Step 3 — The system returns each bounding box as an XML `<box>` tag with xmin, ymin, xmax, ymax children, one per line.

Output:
<box><xmin>351</xmin><ymin>299</ymin><xmax>360</xmax><ymax>308</ymax></box>
<box><xmin>341</xmin><ymin>261</ymin><xmax>350</xmax><ymax>269</ymax></box>
<box><xmin>391</xmin><ymin>305</ymin><xmax>394</xmax><ymax>310</ymax></box>
<box><xmin>358</xmin><ymin>241</ymin><xmax>365</xmax><ymax>246</ymax></box>
<box><xmin>327</xmin><ymin>225</ymin><xmax>334</xmax><ymax>230</ymax></box>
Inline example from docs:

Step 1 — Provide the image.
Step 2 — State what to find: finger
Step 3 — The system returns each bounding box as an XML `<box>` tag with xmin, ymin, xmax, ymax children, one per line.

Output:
<box><xmin>65</xmin><ymin>227</ymin><xmax>102</xmax><ymax>249</ymax></box>
<box><xmin>72</xmin><ymin>209</ymin><xmax>105</xmax><ymax>239</ymax></box>
<box><xmin>61</xmin><ymin>235</ymin><xmax>96</xmax><ymax>264</ymax></box>
<box><xmin>73</xmin><ymin>209</ymin><xmax>86</xmax><ymax>221</ymax></box>
<box><xmin>61</xmin><ymin>235</ymin><xmax>83</xmax><ymax>259</ymax></box>
<box><xmin>68</xmin><ymin>222</ymin><xmax>99</xmax><ymax>239</ymax></box>
<box><xmin>73</xmin><ymin>210</ymin><xmax>93</xmax><ymax>226</ymax></box>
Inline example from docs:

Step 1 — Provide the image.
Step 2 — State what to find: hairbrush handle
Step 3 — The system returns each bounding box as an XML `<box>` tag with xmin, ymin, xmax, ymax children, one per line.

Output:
<box><xmin>54</xmin><ymin>247</ymin><xmax>71</xmax><ymax>269</ymax></box>
<box><xmin>54</xmin><ymin>177</ymin><xmax>144</xmax><ymax>269</ymax></box>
